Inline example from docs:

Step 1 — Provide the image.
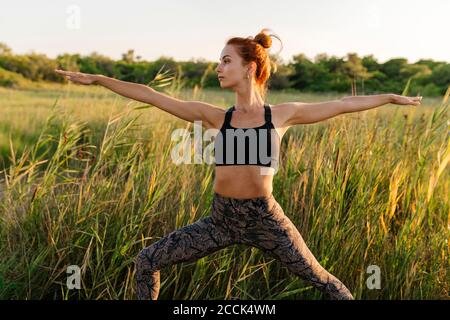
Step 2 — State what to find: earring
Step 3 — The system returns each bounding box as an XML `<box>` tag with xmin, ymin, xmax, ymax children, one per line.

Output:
<box><xmin>246</xmin><ymin>74</ymin><xmax>250</xmax><ymax>79</ymax></box>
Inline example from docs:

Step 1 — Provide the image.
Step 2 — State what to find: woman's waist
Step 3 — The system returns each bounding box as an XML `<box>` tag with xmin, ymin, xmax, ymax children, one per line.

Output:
<box><xmin>214</xmin><ymin>167</ymin><xmax>273</xmax><ymax>184</ymax></box>
<box><xmin>213</xmin><ymin>175</ymin><xmax>273</xmax><ymax>199</ymax></box>
<box><xmin>215</xmin><ymin>165</ymin><xmax>276</xmax><ymax>178</ymax></box>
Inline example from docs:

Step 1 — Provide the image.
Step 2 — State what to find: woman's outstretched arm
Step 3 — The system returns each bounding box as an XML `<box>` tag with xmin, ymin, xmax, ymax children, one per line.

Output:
<box><xmin>54</xmin><ymin>69</ymin><xmax>223</xmax><ymax>129</ymax></box>
<box><xmin>340</xmin><ymin>94</ymin><xmax>422</xmax><ymax>113</ymax></box>
<box><xmin>279</xmin><ymin>93</ymin><xmax>423</xmax><ymax>126</ymax></box>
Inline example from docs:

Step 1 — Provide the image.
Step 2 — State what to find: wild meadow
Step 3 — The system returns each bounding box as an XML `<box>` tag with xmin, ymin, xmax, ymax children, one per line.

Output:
<box><xmin>0</xmin><ymin>75</ymin><xmax>448</xmax><ymax>299</ymax></box>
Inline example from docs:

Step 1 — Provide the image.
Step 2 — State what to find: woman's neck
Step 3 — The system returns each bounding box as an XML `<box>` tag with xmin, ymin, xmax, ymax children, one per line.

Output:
<box><xmin>234</xmin><ymin>93</ymin><xmax>264</xmax><ymax>113</ymax></box>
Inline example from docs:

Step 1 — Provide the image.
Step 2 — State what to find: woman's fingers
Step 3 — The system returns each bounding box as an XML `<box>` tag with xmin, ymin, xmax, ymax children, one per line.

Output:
<box><xmin>412</xmin><ymin>96</ymin><xmax>422</xmax><ymax>105</ymax></box>
<box><xmin>55</xmin><ymin>69</ymin><xmax>70</xmax><ymax>75</ymax></box>
<box><xmin>55</xmin><ymin>70</ymin><xmax>95</xmax><ymax>85</ymax></box>
<box><xmin>55</xmin><ymin>69</ymin><xmax>79</xmax><ymax>82</ymax></box>
<box><xmin>55</xmin><ymin>70</ymin><xmax>74</xmax><ymax>78</ymax></box>
<box><xmin>55</xmin><ymin>69</ymin><xmax>78</xmax><ymax>76</ymax></box>
<box><xmin>404</xmin><ymin>96</ymin><xmax>422</xmax><ymax>106</ymax></box>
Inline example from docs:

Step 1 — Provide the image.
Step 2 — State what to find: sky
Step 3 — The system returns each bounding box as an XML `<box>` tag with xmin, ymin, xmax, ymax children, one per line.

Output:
<box><xmin>1</xmin><ymin>0</ymin><xmax>449</xmax><ymax>65</ymax></box>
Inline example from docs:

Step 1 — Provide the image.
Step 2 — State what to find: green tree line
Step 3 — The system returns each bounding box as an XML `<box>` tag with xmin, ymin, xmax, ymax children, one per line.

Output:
<box><xmin>0</xmin><ymin>42</ymin><xmax>448</xmax><ymax>96</ymax></box>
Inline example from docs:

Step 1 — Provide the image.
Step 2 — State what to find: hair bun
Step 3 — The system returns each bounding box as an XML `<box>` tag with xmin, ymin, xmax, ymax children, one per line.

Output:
<box><xmin>254</xmin><ymin>28</ymin><xmax>272</xmax><ymax>49</ymax></box>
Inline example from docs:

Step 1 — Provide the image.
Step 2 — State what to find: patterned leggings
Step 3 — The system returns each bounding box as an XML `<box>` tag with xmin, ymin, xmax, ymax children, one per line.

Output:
<box><xmin>135</xmin><ymin>192</ymin><xmax>354</xmax><ymax>300</ymax></box>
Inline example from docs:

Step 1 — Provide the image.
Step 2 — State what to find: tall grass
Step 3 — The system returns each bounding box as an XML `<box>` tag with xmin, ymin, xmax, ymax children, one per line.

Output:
<box><xmin>0</xmin><ymin>75</ymin><xmax>448</xmax><ymax>299</ymax></box>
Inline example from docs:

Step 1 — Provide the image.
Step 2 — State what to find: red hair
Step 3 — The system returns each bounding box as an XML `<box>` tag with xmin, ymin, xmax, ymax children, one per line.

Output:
<box><xmin>225</xmin><ymin>28</ymin><xmax>283</xmax><ymax>101</ymax></box>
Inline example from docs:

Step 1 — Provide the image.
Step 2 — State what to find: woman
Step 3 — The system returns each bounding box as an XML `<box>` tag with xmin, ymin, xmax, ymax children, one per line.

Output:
<box><xmin>55</xmin><ymin>29</ymin><xmax>422</xmax><ymax>300</ymax></box>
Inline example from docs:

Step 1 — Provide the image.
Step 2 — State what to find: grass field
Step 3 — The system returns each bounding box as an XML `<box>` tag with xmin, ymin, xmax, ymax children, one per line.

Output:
<box><xmin>0</xmin><ymin>81</ymin><xmax>448</xmax><ymax>299</ymax></box>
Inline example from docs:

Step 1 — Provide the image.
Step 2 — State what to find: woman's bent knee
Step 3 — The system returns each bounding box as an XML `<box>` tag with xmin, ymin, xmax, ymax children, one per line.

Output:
<box><xmin>135</xmin><ymin>247</ymin><xmax>158</xmax><ymax>275</ymax></box>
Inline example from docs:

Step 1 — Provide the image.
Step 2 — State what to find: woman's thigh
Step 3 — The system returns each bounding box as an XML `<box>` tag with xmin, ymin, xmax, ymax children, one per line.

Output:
<box><xmin>138</xmin><ymin>215</ymin><xmax>235</xmax><ymax>270</ymax></box>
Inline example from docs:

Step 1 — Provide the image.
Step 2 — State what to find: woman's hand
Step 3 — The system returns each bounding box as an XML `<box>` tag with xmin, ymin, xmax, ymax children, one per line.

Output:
<box><xmin>390</xmin><ymin>94</ymin><xmax>423</xmax><ymax>106</ymax></box>
<box><xmin>55</xmin><ymin>69</ymin><xmax>98</xmax><ymax>85</ymax></box>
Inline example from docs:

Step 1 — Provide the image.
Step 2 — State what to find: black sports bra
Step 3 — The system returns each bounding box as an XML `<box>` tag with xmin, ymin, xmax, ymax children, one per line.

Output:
<box><xmin>213</xmin><ymin>104</ymin><xmax>280</xmax><ymax>169</ymax></box>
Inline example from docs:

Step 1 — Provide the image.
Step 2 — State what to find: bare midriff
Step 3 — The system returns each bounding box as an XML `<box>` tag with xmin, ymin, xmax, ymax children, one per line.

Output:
<box><xmin>213</xmin><ymin>166</ymin><xmax>275</xmax><ymax>199</ymax></box>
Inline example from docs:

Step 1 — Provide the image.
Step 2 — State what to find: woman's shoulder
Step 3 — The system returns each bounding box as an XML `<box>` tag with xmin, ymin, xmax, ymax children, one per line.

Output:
<box><xmin>269</xmin><ymin>102</ymin><xmax>297</xmax><ymax>129</ymax></box>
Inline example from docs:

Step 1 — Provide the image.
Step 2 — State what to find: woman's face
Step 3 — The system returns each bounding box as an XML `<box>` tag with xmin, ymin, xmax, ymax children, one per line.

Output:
<box><xmin>215</xmin><ymin>45</ymin><xmax>251</xmax><ymax>89</ymax></box>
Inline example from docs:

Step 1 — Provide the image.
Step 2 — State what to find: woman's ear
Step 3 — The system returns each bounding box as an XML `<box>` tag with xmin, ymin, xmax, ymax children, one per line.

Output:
<box><xmin>247</xmin><ymin>61</ymin><xmax>257</xmax><ymax>77</ymax></box>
